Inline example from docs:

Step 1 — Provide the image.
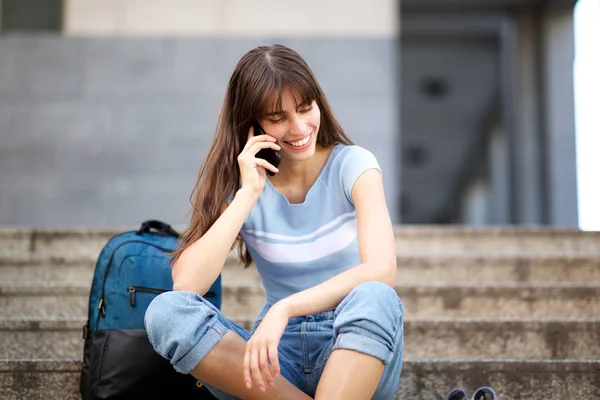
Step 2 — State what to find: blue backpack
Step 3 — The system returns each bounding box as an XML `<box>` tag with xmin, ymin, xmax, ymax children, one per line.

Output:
<box><xmin>80</xmin><ymin>220</ymin><xmax>221</xmax><ymax>399</ymax></box>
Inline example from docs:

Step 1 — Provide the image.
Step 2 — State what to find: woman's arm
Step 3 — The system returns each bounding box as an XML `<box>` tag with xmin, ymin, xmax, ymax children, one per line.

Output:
<box><xmin>172</xmin><ymin>188</ymin><xmax>259</xmax><ymax>295</ymax></box>
<box><xmin>172</xmin><ymin>130</ymin><xmax>280</xmax><ymax>295</ymax></box>
<box><xmin>275</xmin><ymin>169</ymin><xmax>397</xmax><ymax>317</ymax></box>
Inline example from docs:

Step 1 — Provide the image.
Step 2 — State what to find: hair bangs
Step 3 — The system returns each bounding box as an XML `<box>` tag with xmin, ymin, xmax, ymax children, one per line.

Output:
<box><xmin>257</xmin><ymin>65</ymin><xmax>318</xmax><ymax>119</ymax></box>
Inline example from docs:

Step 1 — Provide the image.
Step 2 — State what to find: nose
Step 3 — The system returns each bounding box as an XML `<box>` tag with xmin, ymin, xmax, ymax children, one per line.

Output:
<box><xmin>288</xmin><ymin>113</ymin><xmax>306</xmax><ymax>136</ymax></box>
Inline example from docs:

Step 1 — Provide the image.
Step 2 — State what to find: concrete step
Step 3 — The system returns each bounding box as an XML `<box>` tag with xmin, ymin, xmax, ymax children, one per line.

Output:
<box><xmin>1</xmin><ymin>282</ymin><xmax>598</xmax><ymax>319</ymax></box>
<box><xmin>2</xmin><ymin>317</ymin><xmax>599</xmax><ymax>360</ymax></box>
<box><xmin>2</xmin><ymin>226</ymin><xmax>599</xmax><ymax>259</ymax></box>
<box><xmin>0</xmin><ymin>255</ymin><xmax>263</xmax><ymax>285</ymax></box>
<box><xmin>1</xmin><ymin>359</ymin><xmax>598</xmax><ymax>400</ymax></box>
<box><xmin>2</xmin><ymin>254</ymin><xmax>600</xmax><ymax>284</ymax></box>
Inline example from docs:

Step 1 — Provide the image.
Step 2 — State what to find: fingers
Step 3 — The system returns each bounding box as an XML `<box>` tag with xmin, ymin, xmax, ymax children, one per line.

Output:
<box><xmin>244</xmin><ymin>129</ymin><xmax>277</xmax><ymax>151</ymax></box>
<box><xmin>238</xmin><ymin>141</ymin><xmax>280</xmax><ymax>176</ymax></box>
<box><xmin>244</xmin><ymin>342</ymin><xmax>280</xmax><ymax>391</ymax></box>
<box><xmin>239</xmin><ymin>140</ymin><xmax>279</xmax><ymax>162</ymax></box>
<box><xmin>255</xmin><ymin>158</ymin><xmax>279</xmax><ymax>174</ymax></box>
<box><xmin>250</xmin><ymin>349</ymin><xmax>267</xmax><ymax>391</ymax></box>
<box><xmin>260</xmin><ymin>347</ymin><xmax>275</xmax><ymax>387</ymax></box>
<box><xmin>237</xmin><ymin>141</ymin><xmax>279</xmax><ymax>161</ymax></box>
<box><xmin>249</xmin><ymin>141</ymin><xmax>280</xmax><ymax>156</ymax></box>
<box><xmin>268</xmin><ymin>343</ymin><xmax>280</xmax><ymax>378</ymax></box>
<box><xmin>237</xmin><ymin>143</ymin><xmax>280</xmax><ymax>175</ymax></box>
<box><xmin>243</xmin><ymin>346</ymin><xmax>251</xmax><ymax>388</ymax></box>
<box><xmin>244</xmin><ymin>345</ymin><xmax>266</xmax><ymax>391</ymax></box>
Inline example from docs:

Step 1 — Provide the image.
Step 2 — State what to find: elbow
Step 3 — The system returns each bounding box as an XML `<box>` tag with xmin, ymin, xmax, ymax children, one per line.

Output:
<box><xmin>381</xmin><ymin>258</ymin><xmax>398</xmax><ymax>289</ymax></box>
<box><xmin>171</xmin><ymin>271</ymin><xmax>189</xmax><ymax>292</ymax></box>
<box><xmin>171</xmin><ymin>262</ymin><xmax>197</xmax><ymax>293</ymax></box>
<box><xmin>171</xmin><ymin>262</ymin><xmax>211</xmax><ymax>295</ymax></box>
<box><xmin>368</xmin><ymin>260</ymin><xmax>397</xmax><ymax>288</ymax></box>
<box><xmin>382</xmin><ymin>263</ymin><xmax>397</xmax><ymax>287</ymax></box>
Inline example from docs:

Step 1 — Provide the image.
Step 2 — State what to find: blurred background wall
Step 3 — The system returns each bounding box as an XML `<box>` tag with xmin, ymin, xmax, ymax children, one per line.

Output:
<box><xmin>0</xmin><ymin>0</ymin><xmax>581</xmax><ymax>228</ymax></box>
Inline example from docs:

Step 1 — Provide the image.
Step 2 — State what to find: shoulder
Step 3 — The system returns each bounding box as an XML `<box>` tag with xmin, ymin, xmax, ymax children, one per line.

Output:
<box><xmin>328</xmin><ymin>144</ymin><xmax>378</xmax><ymax>171</ymax></box>
<box><xmin>334</xmin><ymin>144</ymin><xmax>375</xmax><ymax>159</ymax></box>
<box><xmin>333</xmin><ymin>144</ymin><xmax>380</xmax><ymax>173</ymax></box>
<box><xmin>327</xmin><ymin>144</ymin><xmax>381</xmax><ymax>203</ymax></box>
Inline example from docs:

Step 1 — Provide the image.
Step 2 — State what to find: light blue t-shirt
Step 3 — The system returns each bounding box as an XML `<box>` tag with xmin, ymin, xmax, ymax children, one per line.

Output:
<box><xmin>238</xmin><ymin>143</ymin><xmax>382</xmax><ymax>306</ymax></box>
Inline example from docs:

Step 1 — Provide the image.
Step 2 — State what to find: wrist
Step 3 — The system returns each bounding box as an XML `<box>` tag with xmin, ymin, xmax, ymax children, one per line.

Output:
<box><xmin>273</xmin><ymin>300</ymin><xmax>292</xmax><ymax>318</ymax></box>
<box><xmin>235</xmin><ymin>187</ymin><xmax>260</xmax><ymax>206</ymax></box>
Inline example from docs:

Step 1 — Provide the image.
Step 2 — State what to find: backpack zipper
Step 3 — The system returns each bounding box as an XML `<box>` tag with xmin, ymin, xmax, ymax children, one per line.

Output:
<box><xmin>128</xmin><ymin>286</ymin><xmax>168</xmax><ymax>306</ymax></box>
<box><xmin>128</xmin><ymin>285</ymin><xmax>217</xmax><ymax>307</ymax></box>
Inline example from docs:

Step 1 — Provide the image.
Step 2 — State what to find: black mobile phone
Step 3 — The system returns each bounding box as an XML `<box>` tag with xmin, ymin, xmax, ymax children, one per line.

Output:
<box><xmin>252</xmin><ymin>121</ymin><xmax>281</xmax><ymax>176</ymax></box>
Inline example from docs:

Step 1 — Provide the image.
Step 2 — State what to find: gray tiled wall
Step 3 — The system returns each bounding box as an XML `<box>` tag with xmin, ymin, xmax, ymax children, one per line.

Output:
<box><xmin>0</xmin><ymin>35</ymin><xmax>399</xmax><ymax>227</ymax></box>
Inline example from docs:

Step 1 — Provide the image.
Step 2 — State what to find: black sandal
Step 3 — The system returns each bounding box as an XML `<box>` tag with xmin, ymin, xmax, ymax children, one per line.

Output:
<box><xmin>471</xmin><ymin>386</ymin><xmax>498</xmax><ymax>400</ymax></box>
<box><xmin>444</xmin><ymin>388</ymin><xmax>469</xmax><ymax>400</ymax></box>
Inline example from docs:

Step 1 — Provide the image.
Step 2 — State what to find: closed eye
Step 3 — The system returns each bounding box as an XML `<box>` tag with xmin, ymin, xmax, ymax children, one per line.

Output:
<box><xmin>265</xmin><ymin>111</ymin><xmax>285</xmax><ymax>123</ymax></box>
<box><xmin>268</xmin><ymin>114</ymin><xmax>285</xmax><ymax>123</ymax></box>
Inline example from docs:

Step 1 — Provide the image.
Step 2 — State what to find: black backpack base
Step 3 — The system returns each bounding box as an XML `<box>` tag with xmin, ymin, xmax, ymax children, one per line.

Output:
<box><xmin>80</xmin><ymin>329</ymin><xmax>208</xmax><ymax>399</ymax></box>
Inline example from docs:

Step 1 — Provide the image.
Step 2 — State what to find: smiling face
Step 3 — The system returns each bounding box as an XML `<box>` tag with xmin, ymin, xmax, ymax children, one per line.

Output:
<box><xmin>258</xmin><ymin>88</ymin><xmax>321</xmax><ymax>163</ymax></box>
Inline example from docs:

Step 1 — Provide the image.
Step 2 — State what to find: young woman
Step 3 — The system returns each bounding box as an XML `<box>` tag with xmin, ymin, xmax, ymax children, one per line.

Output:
<box><xmin>144</xmin><ymin>44</ymin><xmax>404</xmax><ymax>400</ymax></box>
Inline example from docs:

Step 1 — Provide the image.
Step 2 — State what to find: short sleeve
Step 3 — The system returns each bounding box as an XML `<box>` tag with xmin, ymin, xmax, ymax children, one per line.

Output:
<box><xmin>225</xmin><ymin>190</ymin><xmax>235</xmax><ymax>205</ymax></box>
<box><xmin>339</xmin><ymin>146</ymin><xmax>382</xmax><ymax>204</ymax></box>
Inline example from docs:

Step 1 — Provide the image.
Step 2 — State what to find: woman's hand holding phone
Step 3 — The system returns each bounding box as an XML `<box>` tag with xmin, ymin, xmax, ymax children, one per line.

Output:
<box><xmin>238</xmin><ymin>126</ymin><xmax>281</xmax><ymax>196</ymax></box>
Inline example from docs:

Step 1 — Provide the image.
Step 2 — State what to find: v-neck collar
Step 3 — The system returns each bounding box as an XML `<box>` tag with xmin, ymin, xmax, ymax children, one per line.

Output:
<box><xmin>266</xmin><ymin>144</ymin><xmax>342</xmax><ymax>206</ymax></box>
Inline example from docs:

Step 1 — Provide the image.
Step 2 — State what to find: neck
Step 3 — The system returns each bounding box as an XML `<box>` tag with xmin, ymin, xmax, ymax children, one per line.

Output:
<box><xmin>271</xmin><ymin>145</ymin><xmax>329</xmax><ymax>188</ymax></box>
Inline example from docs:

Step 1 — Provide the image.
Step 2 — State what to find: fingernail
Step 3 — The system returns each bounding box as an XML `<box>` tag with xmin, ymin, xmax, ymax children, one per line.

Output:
<box><xmin>259</xmin><ymin>385</ymin><xmax>265</xmax><ymax>391</ymax></box>
<box><xmin>246</xmin><ymin>381</ymin><xmax>251</xmax><ymax>389</ymax></box>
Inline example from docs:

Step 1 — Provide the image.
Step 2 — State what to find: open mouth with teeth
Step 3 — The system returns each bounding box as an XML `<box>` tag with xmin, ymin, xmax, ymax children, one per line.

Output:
<box><xmin>284</xmin><ymin>133</ymin><xmax>312</xmax><ymax>148</ymax></box>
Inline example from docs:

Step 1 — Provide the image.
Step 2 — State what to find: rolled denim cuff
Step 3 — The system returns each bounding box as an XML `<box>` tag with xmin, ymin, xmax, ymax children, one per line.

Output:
<box><xmin>173</xmin><ymin>320</ymin><xmax>229</xmax><ymax>374</ymax></box>
<box><xmin>332</xmin><ymin>332</ymin><xmax>394</xmax><ymax>365</ymax></box>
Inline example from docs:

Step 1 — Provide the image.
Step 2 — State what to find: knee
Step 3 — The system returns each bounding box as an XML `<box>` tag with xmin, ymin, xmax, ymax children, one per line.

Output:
<box><xmin>335</xmin><ymin>281</ymin><xmax>404</xmax><ymax>334</ymax></box>
<box><xmin>144</xmin><ymin>291</ymin><xmax>215</xmax><ymax>360</ymax></box>
<box><xmin>144</xmin><ymin>291</ymin><xmax>186</xmax><ymax>352</ymax></box>
<box><xmin>345</xmin><ymin>281</ymin><xmax>403</xmax><ymax>317</ymax></box>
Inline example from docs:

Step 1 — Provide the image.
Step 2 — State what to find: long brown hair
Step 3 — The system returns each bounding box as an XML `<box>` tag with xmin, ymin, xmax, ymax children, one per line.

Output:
<box><xmin>171</xmin><ymin>44</ymin><xmax>354</xmax><ymax>268</ymax></box>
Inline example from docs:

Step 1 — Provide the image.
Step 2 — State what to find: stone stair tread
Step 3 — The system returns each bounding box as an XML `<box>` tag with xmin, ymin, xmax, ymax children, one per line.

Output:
<box><xmin>1</xmin><ymin>358</ymin><xmax>599</xmax><ymax>400</ymax></box>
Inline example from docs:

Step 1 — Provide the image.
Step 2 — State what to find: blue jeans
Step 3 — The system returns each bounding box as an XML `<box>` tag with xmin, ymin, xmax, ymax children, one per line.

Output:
<box><xmin>144</xmin><ymin>281</ymin><xmax>404</xmax><ymax>399</ymax></box>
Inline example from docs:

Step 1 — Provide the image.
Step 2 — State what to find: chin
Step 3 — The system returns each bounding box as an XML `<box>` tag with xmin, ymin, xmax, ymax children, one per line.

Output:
<box><xmin>286</xmin><ymin>144</ymin><xmax>316</xmax><ymax>162</ymax></box>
